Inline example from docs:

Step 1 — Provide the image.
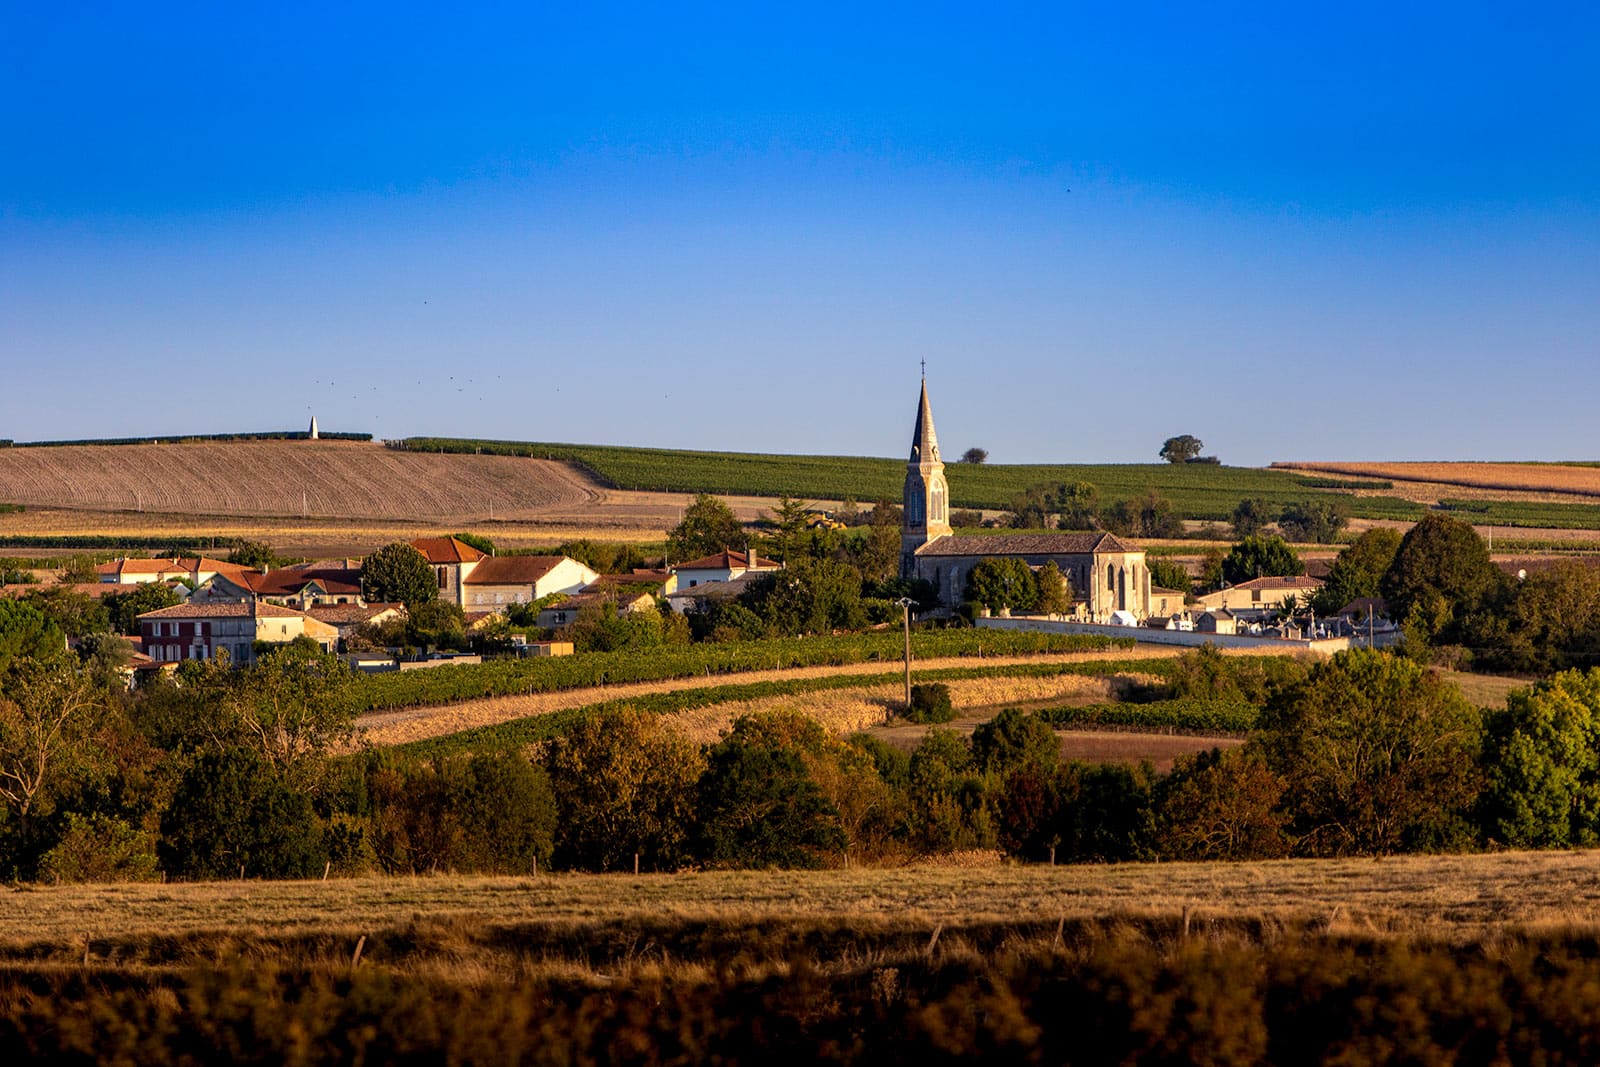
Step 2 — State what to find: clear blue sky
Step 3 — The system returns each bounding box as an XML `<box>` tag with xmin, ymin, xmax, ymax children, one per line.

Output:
<box><xmin>4</xmin><ymin>3</ymin><xmax>1597</xmax><ymax>465</ymax></box>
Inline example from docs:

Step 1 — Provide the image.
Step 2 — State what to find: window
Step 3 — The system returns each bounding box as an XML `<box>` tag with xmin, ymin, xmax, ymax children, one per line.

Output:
<box><xmin>931</xmin><ymin>480</ymin><xmax>945</xmax><ymax>523</ymax></box>
<box><xmin>437</xmin><ymin>568</ymin><xmax>446</xmax><ymax>589</ymax></box>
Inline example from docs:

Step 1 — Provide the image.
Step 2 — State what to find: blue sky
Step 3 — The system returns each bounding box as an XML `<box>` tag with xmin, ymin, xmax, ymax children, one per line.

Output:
<box><xmin>3</xmin><ymin>4</ymin><xmax>1598</xmax><ymax>464</ymax></box>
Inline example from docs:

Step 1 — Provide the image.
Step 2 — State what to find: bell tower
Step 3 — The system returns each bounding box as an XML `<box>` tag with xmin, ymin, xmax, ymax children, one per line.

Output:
<box><xmin>901</xmin><ymin>375</ymin><xmax>952</xmax><ymax>575</ymax></box>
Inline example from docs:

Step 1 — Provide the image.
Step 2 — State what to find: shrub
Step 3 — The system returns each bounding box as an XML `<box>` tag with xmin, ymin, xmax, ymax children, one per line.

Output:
<box><xmin>905</xmin><ymin>682</ymin><xmax>955</xmax><ymax>724</ymax></box>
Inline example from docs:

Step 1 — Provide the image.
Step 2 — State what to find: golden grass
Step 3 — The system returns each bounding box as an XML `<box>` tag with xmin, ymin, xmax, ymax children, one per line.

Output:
<box><xmin>13</xmin><ymin>850</ymin><xmax>1600</xmax><ymax>952</ymax></box>
<box><xmin>357</xmin><ymin>648</ymin><xmax>1186</xmax><ymax>747</ymax></box>
<box><xmin>1438</xmin><ymin>669</ymin><xmax>1529</xmax><ymax>709</ymax></box>
<box><xmin>1280</xmin><ymin>460</ymin><xmax>1600</xmax><ymax>503</ymax></box>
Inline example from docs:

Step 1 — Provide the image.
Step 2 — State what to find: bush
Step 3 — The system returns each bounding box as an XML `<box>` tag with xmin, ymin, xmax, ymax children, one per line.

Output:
<box><xmin>905</xmin><ymin>682</ymin><xmax>955</xmax><ymax>723</ymax></box>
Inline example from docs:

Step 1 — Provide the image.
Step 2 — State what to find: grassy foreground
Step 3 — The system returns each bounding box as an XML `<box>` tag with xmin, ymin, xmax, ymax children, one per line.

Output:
<box><xmin>11</xmin><ymin>855</ymin><xmax>1600</xmax><ymax>1063</ymax></box>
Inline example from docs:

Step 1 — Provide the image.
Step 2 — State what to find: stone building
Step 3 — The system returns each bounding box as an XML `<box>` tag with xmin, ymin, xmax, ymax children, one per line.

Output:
<box><xmin>900</xmin><ymin>378</ymin><xmax>1152</xmax><ymax>619</ymax></box>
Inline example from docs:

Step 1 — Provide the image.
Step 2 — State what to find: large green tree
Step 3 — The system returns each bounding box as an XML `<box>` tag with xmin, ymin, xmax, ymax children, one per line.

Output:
<box><xmin>1159</xmin><ymin>435</ymin><xmax>1204</xmax><ymax>464</ymax></box>
<box><xmin>1221</xmin><ymin>535</ymin><xmax>1304</xmax><ymax>584</ymax></box>
<box><xmin>694</xmin><ymin>713</ymin><xmax>846</xmax><ymax>869</ymax></box>
<box><xmin>741</xmin><ymin>557</ymin><xmax>865</xmax><ymax>636</ymax></box>
<box><xmin>1231</xmin><ymin>498</ymin><xmax>1278</xmax><ymax>538</ymax></box>
<box><xmin>1481</xmin><ymin>669</ymin><xmax>1600</xmax><ymax>848</ymax></box>
<box><xmin>545</xmin><ymin>706</ymin><xmax>703</xmax><ymax>872</ymax></box>
<box><xmin>1278</xmin><ymin>499</ymin><xmax>1350</xmax><ymax>544</ymax></box>
<box><xmin>1253</xmin><ymin>649</ymin><xmax>1482</xmax><ymax>855</ymax></box>
<box><xmin>1380</xmin><ymin>514</ymin><xmax>1499</xmax><ymax>646</ymax></box>
<box><xmin>964</xmin><ymin>558</ymin><xmax>1040</xmax><ymax>613</ymax></box>
<box><xmin>103</xmin><ymin>582</ymin><xmax>180</xmax><ymax>634</ymax></box>
<box><xmin>668</xmin><ymin>494</ymin><xmax>745</xmax><ymax>561</ymax></box>
<box><xmin>1312</xmin><ymin>527</ymin><xmax>1402</xmax><ymax>615</ymax></box>
<box><xmin>361</xmin><ymin>542</ymin><xmax>437</xmax><ymax>605</ymax></box>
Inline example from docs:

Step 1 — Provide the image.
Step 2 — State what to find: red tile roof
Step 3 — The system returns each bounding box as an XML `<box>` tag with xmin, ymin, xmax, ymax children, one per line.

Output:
<box><xmin>1225</xmin><ymin>576</ymin><xmax>1324</xmax><ymax>592</ymax></box>
<box><xmin>672</xmin><ymin>548</ymin><xmax>779</xmax><ymax>571</ymax></box>
<box><xmin>307</xmin><ymin>603</ymin><xmax>404</xmax><ymax>625</ymax></box>
<box><xmin>463</xmin><ymin>555</ymin><xmax>574</xmax><ymax>585</ymax></box>
<box><xmin>137</xmin><ymin>601</ymin><xmax>310</xmax><ymax>620</ymax></box>
<box><xmin>409</xmin><ymin>537</ymin><xmax>487</xmax><ymax>564</ymax></box>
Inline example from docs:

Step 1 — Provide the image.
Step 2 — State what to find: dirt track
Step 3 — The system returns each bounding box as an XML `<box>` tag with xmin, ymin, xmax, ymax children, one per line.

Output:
<box><xmin>357</xmin><ymin>647</ymin><xmax>1188</xmax><ymax>748</ymax></box>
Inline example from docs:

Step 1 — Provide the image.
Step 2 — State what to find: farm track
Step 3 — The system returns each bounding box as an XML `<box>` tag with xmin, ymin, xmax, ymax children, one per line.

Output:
<box><xmin>357</xmin><ymin>647</ymin><xmax>1190</xmax><ymax>747</ymax></box>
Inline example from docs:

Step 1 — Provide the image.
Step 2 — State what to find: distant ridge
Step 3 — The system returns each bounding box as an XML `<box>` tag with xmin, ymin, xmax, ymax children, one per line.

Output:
<box><xmin>1</xmin><ymin>430</ymin><xmax>372</xmax><ymax>448</ymax></box>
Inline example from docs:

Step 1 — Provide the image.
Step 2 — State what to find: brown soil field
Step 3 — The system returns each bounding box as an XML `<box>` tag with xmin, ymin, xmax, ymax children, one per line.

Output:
<box><xmin>0</xmin><ymin>441</ymin><xmax>797</xmax><ymax>551</ymax></box>
<box><xmin>10</xmin><ymin>850</ymin><xmax>1600</xmax><ymax>948</ymax></box>
<box><xmin>357</xmin><ymin>648</ymin><xmax>1191</xmax><ymax>748</ymax></box>
<box><xmin>1278</xmin><ymin>460</ymin><xmax>1600</xmax><ymax>503</ymax></box>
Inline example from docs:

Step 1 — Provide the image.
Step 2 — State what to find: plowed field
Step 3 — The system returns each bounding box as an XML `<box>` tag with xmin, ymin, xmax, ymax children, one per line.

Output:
<box><xmin>0</xmin><ymin>440</ymin><xmax>600</xmax><ymax>521</ymax></box>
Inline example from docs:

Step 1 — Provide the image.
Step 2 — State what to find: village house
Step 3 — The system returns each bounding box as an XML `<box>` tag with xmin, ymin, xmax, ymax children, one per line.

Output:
<box><xmin>669</xmin><ymin>548</ymin><xmax>780</xmax><ymax>589</ymax></box>
<box><xmin>664</xmin><ymin>571</ymin><xmax>769</xmax><ymax>615</ymax></box>
<box><xmin>254</xmin><ymin>560</ymin><xmax>366</xmax><ymax>607</ymax></box>
<box><xmin>305</xmin><ymin>602</ymin><xmax>406</xmax><ymax>649</ymax></box>
<box><xmin>410</xmin><ymin>536</ymin><xmax>487</xmax><ymax>607</ymax></box>
<box><xmin>460</xmin><ymin>555</ymin><xmax>599</xmax><ymax>611</ymax></box>
<box><xmin>537</xmin><ymin>589</ymin><xmax>657</xmax><ymax>629</ymax></box>
<box><xmin>95</xmin><ymin>556</ymin><xmax>242</xmax><ymax>587</ymax></box>
<box><xmin>1191</xmin><ymin>575</ymin><xmax>1325</xmax><ymax>616</ymax></box>
<box><xmin>136</xmin><ymin>601</ymin><xmax>338</xmax><ymax>665</ymax></box>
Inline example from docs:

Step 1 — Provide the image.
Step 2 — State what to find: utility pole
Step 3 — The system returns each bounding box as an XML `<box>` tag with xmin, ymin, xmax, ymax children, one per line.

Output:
<box><xmin>897</xmin><ymin>596</ymin><xmax>915</xmax><ymax>708</ymax></box>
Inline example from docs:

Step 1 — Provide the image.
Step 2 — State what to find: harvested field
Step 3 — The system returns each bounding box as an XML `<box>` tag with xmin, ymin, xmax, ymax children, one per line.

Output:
<box><xmin>1278</xmin><ymin>460</ymin><xmax>1600</xmax><ymax>502</ymax></box>
<box><xmin>11</xmin><ymin>850</ymin><xmax>1600</xmax><ymax>945</ymax></box>
<box><xmin>356</xmin><ymin>648</ymin><xmax>1188</xmax><ymax>748</ymax></box>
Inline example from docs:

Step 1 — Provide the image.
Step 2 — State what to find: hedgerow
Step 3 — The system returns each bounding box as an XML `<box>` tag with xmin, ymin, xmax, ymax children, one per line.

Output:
<box><xmin>1036</xmin><ymin>698</ymin><xmax>1259</xmax><ymax>734</ymax></box>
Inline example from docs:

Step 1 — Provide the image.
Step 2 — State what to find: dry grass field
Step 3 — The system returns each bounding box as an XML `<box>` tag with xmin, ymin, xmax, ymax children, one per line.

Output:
<box><xmin>1279</xmin><ymin>460</ymin><xmax>1600</xmax><ymax>503</ymax></box>
<box><xmin>9</xmin><ymin>850</ymin><xmax>1600</xmax><ymax>954</ymax></box>
<box><xmin>356</xmin><ymin>648</ymin><xmax>1188</xmax><ymax>747</ymax></box>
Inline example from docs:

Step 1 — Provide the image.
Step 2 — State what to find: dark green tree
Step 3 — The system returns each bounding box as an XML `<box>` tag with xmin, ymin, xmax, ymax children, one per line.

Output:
<box><xmin>766</xmin><ymin>494</ymin><xmax>809</xmax><ymax>562</ymax></box>
<box><xmin>1159</xmin><ymin>434</ymin><xmax>1204</xmax><ymax>464</ymax></box>
<box><xmin>965</xmin><ymin>558</ymin><xmax>1040</xmax><ymax>613</ymax></box>
<box><xmin>971</xmin><ymin>708</ymin><xmax>1059</xmax><ymax>777</ymax></box>
<box><xmin>1147</xmin><ymin>558</ymin><xmax>1192</xmax><ymax>595</ymax></box>
<box><xmin>103</xmin><ymin>582</ymin><xmax>180</xmax><ymax>634</ymax></box>
<box><xmin>960</xmin><ymin>447</ymin><xmax>989</xmax><ymax>464</ymax></box>
<box><xmin>1253</xmin><ymin>649</ymin><xmax>1482</xmax><ymax>855</ymax></box>
<box><xmin>1380</xmin><ymin>514</ymin><xmax>1499</xmax><ymax>646</ymax></box>
<box><xmin>1231</xmin><ymin>498</ymin><xmax>1278</xmax><ymax>538</ymax></box>
<box><xmin>1310</xmin><ymin>527</ymin><xmax>1401</xmax><ymax>614</ymax></box>
<box><xmin>228</xmin><ymin>539</ymin><xmax>280</xmax><ymax>571</ymax></box>
<box><xmin>1278</xmin><ymin>498</ymin><xmax>1351</xmax><ymax>543</ymax></box>
<box><xmin>1221</xmin><ymin>535</ymin><xmax>1304</xmax><ymax>584</ymax></box>
<box><xmin>158</xmin><ymin>747</ymin><xmax>326</xmax><ymax>879</ymax></box>
<box><xmin>361</xmin><ymin>542</ymin><xmax>437</xmax><ymax>605</ymax></box>
<box><xmin>695</xmin><ymin>717</ymin><xmax>846</xmax><ymax>869</ymax></box>
<box><xmin>1036</xmin><ymin>561</ymin><xmax>1072</xmax><ymax>615</ymax></box>
<box><xmin>1053</xmin><ymin>481</ymin><xmax>1099</xmax><ymax>531</ymax></box>
<box><xmin>742</xmin><ymin>557</ymin><xmax>865</xmax><ymax>636</ymax></box>
<box><xmin>668</xmin><ymin>494</ymin><xmax>744</xmax><ymax>561</ymax></box>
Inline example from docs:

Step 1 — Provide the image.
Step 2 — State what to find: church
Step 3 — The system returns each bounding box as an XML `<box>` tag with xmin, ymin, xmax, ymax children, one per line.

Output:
<box><xmin>899</xmin><ymin>378</ymin><xmax>1152</xmax><ymax>619</ymax></box>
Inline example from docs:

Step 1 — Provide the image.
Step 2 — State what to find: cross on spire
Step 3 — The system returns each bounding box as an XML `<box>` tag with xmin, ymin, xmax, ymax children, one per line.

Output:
<box><xmin>920</xmin><ymin>358</ymin><xmax>926</xmax><ymax>379</ymax></box>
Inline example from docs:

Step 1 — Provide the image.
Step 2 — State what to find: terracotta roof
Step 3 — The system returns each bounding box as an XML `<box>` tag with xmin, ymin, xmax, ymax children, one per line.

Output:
<box><xmin>546</xmin><ymin>590</ymin><xmax>656</xmax><ymax>612</ymax></box>
<box><xmin>253</xmin><ymin>566</ymin><xmax>363</xmax><ymax>596</ymax></box>
<box><xmin>409</xmin><ymin>537</ymin><xmax>487</xmax><ymax>564</ymax></box>
<box><xmin>137</xmin><ymin>601</ymin><xmax>310</xmax><ymax>620</ymax></box>
<box><xmin>463</xmin><ymin>555</ymin><xmax>570</xmax><ymax>585</ymax></box>
<box><xmin>1225</xmin><ymin>575</ymin><xmax>1324</xmax><ymax>592</ymax></box>
<box><xmin>1150</xmin><ymin>586</ymin><xmax>1186</xmax><ymax>597</ymax></box>
<box><xmin>307</xmin><ymin>603</ymin><xmax>403</xmax><ymax>625</ymax></box>
<box><xmin>667</xmin><ymin>573</ymin><xmax>768</xmax><ymax>600</ymax></box>
<box><xmin>915</xmin><ymin>532</ymin><xmax>1140</xmax><ymax>557</ymax></box>
<box><xmin>672</xmin><ymin>548</ymin><xmax>779</xmax><ymax>571</ymax></box>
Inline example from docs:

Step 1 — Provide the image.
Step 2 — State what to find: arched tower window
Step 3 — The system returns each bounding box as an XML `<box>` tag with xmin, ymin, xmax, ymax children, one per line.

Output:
<box><xmin>930</xmin><ymin>480</ymin><xmax>945</xmax><ymax>524</ymax></box>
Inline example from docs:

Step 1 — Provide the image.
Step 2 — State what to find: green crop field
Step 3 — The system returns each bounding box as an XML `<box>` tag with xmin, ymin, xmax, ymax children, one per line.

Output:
<box><xmin>390</xmin><ymin>437</ymin><xmax>1428</xmax><ymax>523</ymax></box>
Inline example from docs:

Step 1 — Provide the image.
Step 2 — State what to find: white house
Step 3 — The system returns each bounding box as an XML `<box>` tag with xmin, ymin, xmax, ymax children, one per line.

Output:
<box><xmin>460</xmin><ymin>555</ymin><xmax>599</xmax><ymax>611</ymax></box>
<box><xmin>669</xmin><ymin>548</ymin><xmax>780</xmax><ymax>590</ymax></box>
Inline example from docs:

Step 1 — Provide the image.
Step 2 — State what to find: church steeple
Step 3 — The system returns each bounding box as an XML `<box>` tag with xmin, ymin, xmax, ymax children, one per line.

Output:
<box><xmin>902</xmin><ymin>375</ymin><xmax>952</xmax><ymax>575</ymax></box>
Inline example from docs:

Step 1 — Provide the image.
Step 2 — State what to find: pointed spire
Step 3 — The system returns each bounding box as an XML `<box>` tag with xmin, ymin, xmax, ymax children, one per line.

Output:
<box><xmin>910</xmin><ymin>377</ymin><xmax>940</xmax><ymax>465</ymax></box>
